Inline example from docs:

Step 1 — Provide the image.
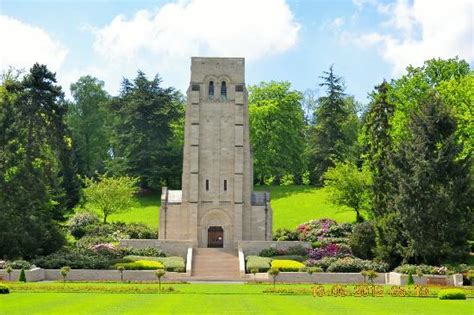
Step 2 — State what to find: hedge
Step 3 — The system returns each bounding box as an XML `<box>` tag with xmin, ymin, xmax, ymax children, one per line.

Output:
<box><xmin>271</xmin><ymin>260</ymin><xmax>305</xmax><ymax>272</ymax></box>
<box><xmin>246</xmin><ymin>256</ymin><xmax>271</xmax><ymax>272</ymax></box>
<box><xmin>438</xmin><ymin>289</ymin><xmax>466</xmax><ymax>300</ymax></box>
<box><xmin>272</xmin><ymin>255</ymin><xmax>306</xmax><ymax>262</ymax></box>
<box><xmin>114</xmin><ymin>260</ymin><xmax>164</xmax><ymax>270</ymax></box>
<box><xmin>123</xmin><ymin>256</ymin><xmax>185</xmax><ymax>272</ymax></box>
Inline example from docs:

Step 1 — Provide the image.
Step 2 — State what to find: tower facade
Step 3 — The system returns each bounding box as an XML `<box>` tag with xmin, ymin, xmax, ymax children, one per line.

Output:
<box><xmin>159</xmin><ymin>57</ymin><xmax>272</xmax><ymax>248</ymax></box>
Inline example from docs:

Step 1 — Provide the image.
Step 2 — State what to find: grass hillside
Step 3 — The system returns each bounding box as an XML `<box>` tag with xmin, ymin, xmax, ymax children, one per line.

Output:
<box><xmin>83</xmin><ymin>185</ymin><xmax>357</xmax><ymax>231</ymax></box>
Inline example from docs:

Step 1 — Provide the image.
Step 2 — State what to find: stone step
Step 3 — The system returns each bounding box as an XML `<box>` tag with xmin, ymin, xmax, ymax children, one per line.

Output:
<box><xmin>191</xmin><ymin>247</ymin><xmax>240</xmax><ymax>278</ymax></box>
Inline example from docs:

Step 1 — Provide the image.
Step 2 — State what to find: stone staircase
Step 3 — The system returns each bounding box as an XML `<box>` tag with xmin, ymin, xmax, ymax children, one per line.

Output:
<box><xmin>191</xmin><ymin>248</ymin><xmax>242</xmax><ymax>280</ymax></box>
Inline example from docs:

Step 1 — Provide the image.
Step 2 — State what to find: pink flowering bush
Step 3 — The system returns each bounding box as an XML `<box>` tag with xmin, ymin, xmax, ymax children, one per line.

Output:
<box><xmin>297</xmin><ymin>219</ymin><xmax>352</xmax><ymax>243</ymax></box>
<box><xmin>307</xmin><ymin>243</ymin><xmax>352</xmax><ymax>260</ymax></box>
<box><xmin>90</xmin><ymin>243</ymin><xmax>118</xmax><ymax>256</ymax></box>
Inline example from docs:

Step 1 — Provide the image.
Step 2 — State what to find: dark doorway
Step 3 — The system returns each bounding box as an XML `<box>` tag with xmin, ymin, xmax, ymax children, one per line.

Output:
<box><xmin>207</xmin><ymin>226</ymin><xmax>224</xmax><ymax>248</ymax></box>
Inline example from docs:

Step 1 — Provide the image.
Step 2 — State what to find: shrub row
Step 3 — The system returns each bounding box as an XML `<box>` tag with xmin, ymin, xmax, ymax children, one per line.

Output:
<box><xmin>114</xmin><ymin>260</ymin><xmax>164</xmax><ymax>270</ymax></box>
<box><xmin>306</xmin><ymin>257</ymin><xmax>389</xmax><ymax>273</ymax></box>
<box><xmin>123</xmin><ymin>256</ymin><xmax>185</xmax><ymax>272</ymax></box>
<box><xmin>438</xmin><ymin>289</ymin><xmax>466</xmax><ymax>300</ymax></box>
<box><xmin>246</xmin><ymin>256</ymin><xmax>272</xmax><ymax>272</ymax></box>
<box><xmin>270</xmin><ymin>260</ymin><xmax>305</xmax><ymax>272</ymax></box>
<box><xmin>259</xmin><ymin>245</ymin><xmax>308</xmax><ymax>257</ymax></box>
<box><xmin>394</xmin><ymin>264</ymin><xmax>453</xmax><ymax>275</ymax></box>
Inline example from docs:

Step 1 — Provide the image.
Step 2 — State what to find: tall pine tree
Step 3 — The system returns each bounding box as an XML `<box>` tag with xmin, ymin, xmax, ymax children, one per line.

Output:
<box><xmin>0</xmin><ymin>64</ymin><xmax>80</xmax><ymax>258</ymax></box>
<box><xmin>309</xmin><ymin>65</ymin><xmax>351</xmax><ymax>185</ymax></box>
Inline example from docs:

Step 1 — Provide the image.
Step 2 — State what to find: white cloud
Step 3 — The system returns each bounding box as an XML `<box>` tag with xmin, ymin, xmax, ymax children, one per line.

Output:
<box><xmin>84</xmin><ymin>0</ymin><xmax>300</xmax><ymax>93</ymax></box>
<box><xmin>348</xmin><ymin>0</ymin><xmax>473</xmax><ymax>74</ymax></box>
<box><xmin>328</xmin><ymin>17</ymin><xmax>345</xmax><ymax>29</ymax></box>
<box><xmin>0</xmin><ymin>15</ymin><xmax>68</xmax><ymax>72</ymax></box>
<box><xmin>92</xmin><ymin>0</ymin><xmax>300</xmax><ymax>61</ymax></box>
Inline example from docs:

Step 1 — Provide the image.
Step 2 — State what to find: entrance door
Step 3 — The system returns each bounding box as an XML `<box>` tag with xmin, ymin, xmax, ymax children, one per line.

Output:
<box><xmin>207</xmin><ymin>226</ymin><xmax>224</xmax><ymax>248</ymax></box>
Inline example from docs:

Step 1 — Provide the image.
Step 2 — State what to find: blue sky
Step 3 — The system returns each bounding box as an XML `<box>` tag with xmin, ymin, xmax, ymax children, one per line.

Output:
<box><xmin>1</xmin><ymin>0</ymin><xmax>472</xmax><ymax>103</ymax></box>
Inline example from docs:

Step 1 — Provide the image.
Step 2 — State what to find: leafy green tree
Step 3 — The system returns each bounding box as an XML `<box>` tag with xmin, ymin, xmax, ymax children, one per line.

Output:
<box><xmin>390</xmin><ymin>57</ymin><xmax>470</xmax><ymax>142</ymax></box>
<box><xmin>83</xmin><ymin>174</ymin><xmax>139</xmax><ymax>223</ymax></box>
<box><xmin>323</xmin><ymin>161</ymin><xmax>372</xmax><ymax>222</ymax></box>
<box><xmin>249</xmin><ymin>81</ymin><xmax>305</xmax><ymax>184</ymax></box>
<box><xmin>68</xmin><ymin>76</ymin><xmax>110</xmax><ymax>177</ymax></box>
<box><xmin>107</xmin><ymin>71</ymin><xmax>184</xmax><ymax>190</ymax></box>
<box><xmin>0</xmin><ymin>64</ymin><xmax>79</xmax><ymax>259</ymax></box>
<box><xmin>389</xmin><ymin>93</ymin><xmax>472</xmax><ymax>265</ymax></box>
<box><xmin>308</xmin><ymin>66</ymin><xmax>357</xmax><ymax>185</ymax></box>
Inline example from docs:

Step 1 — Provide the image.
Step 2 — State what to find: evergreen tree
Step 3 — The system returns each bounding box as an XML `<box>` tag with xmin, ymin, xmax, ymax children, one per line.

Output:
<box><xmin>0</xmin><ymin>64</ymin><xmax>78</xmax><ymax>258</ymax></box>
<box><xmin>309</xmin><ymin>65</ymin><xmax>353</xmax><ymax>185</ymax></box>
<box><xmin>389</xmin><ymin>93</ymin><xmax>472</xmax><ymax>265</ymax></box>
<box><xmin>107</xmin><ymin>71</ymin><xmax>184</xmax><ymax>190</ymax></box>
<box><xmin>363</xmin><ymin>80</ymin><xmax>394</xmax><ymax>217</ymax></box>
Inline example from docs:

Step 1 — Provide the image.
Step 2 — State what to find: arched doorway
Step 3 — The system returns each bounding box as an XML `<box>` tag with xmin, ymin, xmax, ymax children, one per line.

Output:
<box><xmin>207</xmin><ymin>226</ymin><xmax>224</xmax><ymax>248</ymax></box>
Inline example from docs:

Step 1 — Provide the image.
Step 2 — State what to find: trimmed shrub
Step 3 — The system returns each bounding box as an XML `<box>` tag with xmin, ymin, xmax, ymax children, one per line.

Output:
<box><xmin>32</xmin><ymin>249</ymin><xmax>112</xmax><ymax>269</ymax></box>
<box><xmin>300</xmin><ymin>266</ymin><xmax>323</xmax><ymax>274</ymax></box>
<box><xmin>272</xmin><ymin>255</ymin><xmax>306</xmax><ymax>262</ymax></box>
<box><xmin>0</xmin><ymin>284</ymin><xmax>10</xmax><ymax>294</ymax></box>
<box><xmin>10</xmin><ymin>260</ymin><xmax>31</xmax><ymax>270</ymax></box>
<box><xmin>349</xmin><ymin>221</ymin><xmax>376</xmax><ymax>260</ymax></box>
<box><xmin>407</xmin><ymin>272</ymin><xmax>415</xmax><ymax>285</ymax></box>
<box><xmin>68</xmin><ymin>211</ymin><xmax>100</xmax><ymax>239</ymax></box>
<box><xmin>114</xmin><ymin>260</ymin><xmax>164</xmax><ymax>270</ymax></box>
<box><xmin>326</xmin><ymin>257</ymin><xmax>389</xmax><ymax>273</ymax></box>
<box><xmin>259</xmin><ymin>248</ymin><xmax>279</xmax><ymax>257</ymax></box>
<box><xmin>271</xmin><ymin>260</ymin><xmax>305</xmax><ymax>272</ymax></box>
<box><xmin>246</xmin><ymin>256</ymin><xmax>271</xmax><ymax>272</ymax></box>
<box><xmin>19</xmin><ymin>269</ymin><xmax>26</xmax><ymax>282</ymax></box>
<box><xmin>120</xmin><ymin>247</ymin><xmax>165</xmax><ymax>257</ymax></box>
<box><xmin>123</xmin><ymin>256</ymin><xmax>185</xmax><ymax>272</ymax></box>
<box><xmin>305</xmin><ymin>257</ymin><xmax>338</xmax><ymax>271</ymax></box>
<box><xmin>286</xmin><ymin>245</ymin><xmax>308</xmax><ymax>256</ymax></box>
<box><xmin>273</xmin><ymin>228</ymin><xmax>299</xmax><ymax>241</ymax></box>
<box><xmin>438</xmin><ymin>289</ymin><xmax>466</xmax><ymax>300</ymax></box>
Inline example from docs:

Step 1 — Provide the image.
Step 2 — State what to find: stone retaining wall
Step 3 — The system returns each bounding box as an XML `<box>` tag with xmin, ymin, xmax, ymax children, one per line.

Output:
<box><xmin>118</xmin><ymin>239</ymin><xmax>194</xmax><ymax>257</ymax></box>
<box><xmin>387</xmin><ymin>272</ymin><xmax>463</xmax><ymax>286</ymax></box>
<box><xmin>252</xmin><ymin>272</ymin><xmax>386</xmax><ymax>284</ymax></box>
<box><xmin>237</xmin><ymin>241</ymin><xmax>311</xmax><ymax>256</ymax></box>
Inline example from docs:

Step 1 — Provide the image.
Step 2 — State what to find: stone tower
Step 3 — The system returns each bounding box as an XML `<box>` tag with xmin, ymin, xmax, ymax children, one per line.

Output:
<box><xmin>159</xmin><ymin>57</ymin><xmax>272</xmax><ymax>248</ymax></box>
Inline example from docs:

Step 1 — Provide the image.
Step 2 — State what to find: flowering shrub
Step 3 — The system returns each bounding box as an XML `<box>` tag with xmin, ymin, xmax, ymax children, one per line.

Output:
<box><xmin>305</xmin><ymin>257</ymin><xmax>338</xmax><ymax>270</ymax></box>
<box><xmin>394</xmin><ymin>264</ymin><xmax>453</xmax><ymax>275</ymax></box>
<box><xmin>90</xmin><ymin>243</ymin><xmax>118</xmax><ymax>256</ymax></box>
<box><xmin>296</xmin><ymin>219</ymin><xmax>352</xmax><ymax>244</ymax></box>
<box><xmin>326</xmin><ymin>257</ymin><xmax>389</xmax><ymax>273</ymax></box>
<box><xmin>67</xmin><ymin>212</ymin><xmax>100</xmax><ymax>239</ymax></box>
<box><xmin>307</xmin><ymin>243</ymin><xmax>352</xmax><ymax>260</ymax></box>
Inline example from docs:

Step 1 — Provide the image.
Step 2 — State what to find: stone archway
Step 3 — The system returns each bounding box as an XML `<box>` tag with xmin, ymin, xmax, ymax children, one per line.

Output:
<box><xmin>199</xmin><ymin>208</ymin><xmax>232</xmax><ymax>248</ymax></box>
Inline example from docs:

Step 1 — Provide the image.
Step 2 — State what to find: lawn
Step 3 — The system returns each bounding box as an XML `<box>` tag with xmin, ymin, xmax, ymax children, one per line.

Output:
<box><xmin>81</xmin><ymin>186</ymin><xmax>356</xmax><ymax>231</ymax></box>
<box><xmin>1</xmin><ymin>283</ymin><xmax>472</xmax><ymax>315</ymax></box>
<box><xmin>256</xmin><ymin>185</ymin><xmax>357</xmax><ymax>230</ymax></box>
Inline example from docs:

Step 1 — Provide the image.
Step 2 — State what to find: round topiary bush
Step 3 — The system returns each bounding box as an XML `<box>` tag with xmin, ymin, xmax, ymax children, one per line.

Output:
<box><xmin>0</xmin><ymin>284</ymin><xmax>10</xmax><ymax>294</ymax></box>
<box><xmin>438</xmin><ymin>289</ymin><xmax>466</xmax><ymax>300</ymax></box>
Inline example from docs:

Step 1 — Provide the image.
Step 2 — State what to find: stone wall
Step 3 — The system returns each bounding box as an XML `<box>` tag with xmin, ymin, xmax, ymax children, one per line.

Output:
<box><xmin>253</xmin><ymin>272</ymin><xmax>386</xmax><ymax>284</ymax></box>
<box><xmin>238</xmin><ymin>241</ymin><xmax>312</xmax><ymax>255</ymax></box>
<box><xmin>118</xmin><ymin>239</ymin><xmax>193</xmax><ymax>257</ymax></box>
<box><xmin>0</xmin><ymin>267</ymin><xmax>44</xmax><ymax>282</ymax></box>
<box><xmin>387</xmin><ymin>272</ymin><xmax>463</xmax><ymax>286</ymax></box>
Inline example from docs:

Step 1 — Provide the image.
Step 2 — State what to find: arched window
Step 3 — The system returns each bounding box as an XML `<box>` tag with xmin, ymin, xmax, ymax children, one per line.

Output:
<box><xmin>208</xmin><ymin>81</ymin><xmax>214</xmax><ymax>98</ymax></box>
<box><xmin>221</xmin><ymin>81</ymin><xmax>227</xmax><ymax>99</ymax></box>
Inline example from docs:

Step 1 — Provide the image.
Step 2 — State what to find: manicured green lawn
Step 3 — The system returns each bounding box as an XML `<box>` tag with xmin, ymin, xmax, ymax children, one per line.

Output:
<box><xmin>1</xmin><ymin>283</ymin><xmax>472</xmax><ymax>315</ymax></box>
<box><xmin>257</xmin><ymin>185</ymin><xmax>357</xmax><ymax>230</ymax></box>
<box><xmin>81</xmin><ymin>185</ymin><xmax>356</xmax><ymax>231</ymax></box>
